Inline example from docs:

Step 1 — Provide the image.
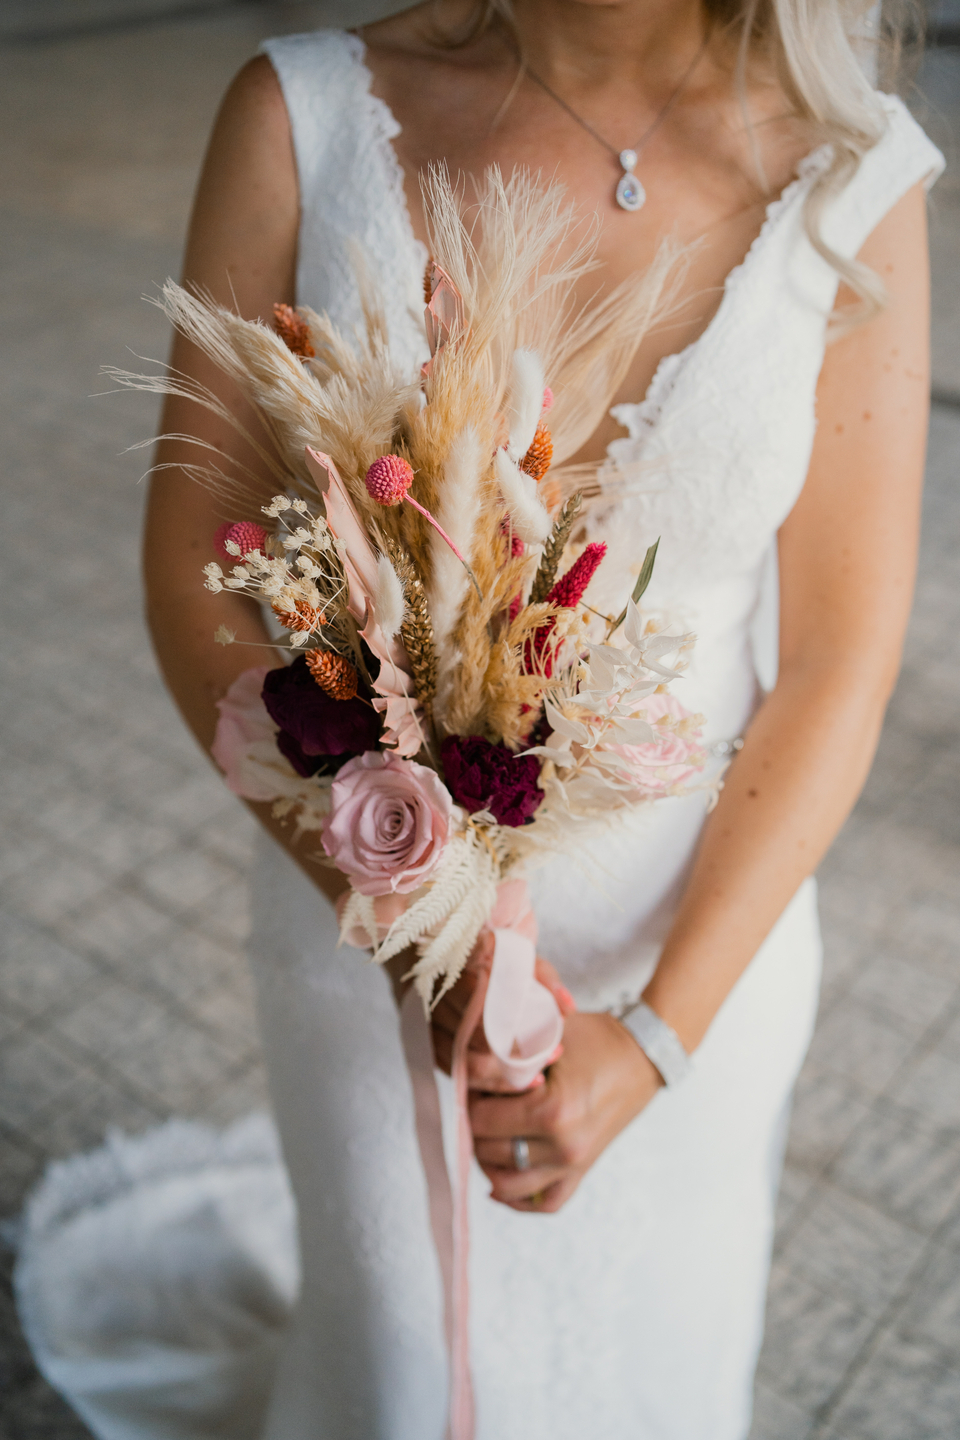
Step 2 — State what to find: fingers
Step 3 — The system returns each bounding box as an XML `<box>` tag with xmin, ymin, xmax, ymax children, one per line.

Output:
<box><xmin>482</xmin><ymin>1161</ymin><xmax>565</xmax><ymax>1206</ymax></box>
<box><xmin>480</xmin><ymin>1162</ymin><xmax>583</xmax><ymax>1214</ymax></box>
<box><xmin>533</xmin><ymin>956</ymin><xmax>577</xmax><ymax>1017</ymax></box>
<box><xmin>469</xmin><ymin>1085</ymin><xmax>549</xmax><ymax>1140</ymax></box>
<box><xmin>473</xmin><ymin>1136</ymin><xmax>553</xmax><ymax>1170</ymax></box>
<box><xmin>508</xmin><ymin>1173</ymin><xmax>582</xmax><ymax>1214</ymax></box>
<box><xmin>431</xmin><ymin>994</ymin><xmax>492</xmax><ymax>1053</ymax></box>
<box><xmin>433</xmin><ymin>1026</ymin><xmax>547</xmax><ymax>1092</ymax></box>
<box><xmin>432</xmin><ymin>1025</ymin><xmax>453</xmax><ymax>1077</ymax></box>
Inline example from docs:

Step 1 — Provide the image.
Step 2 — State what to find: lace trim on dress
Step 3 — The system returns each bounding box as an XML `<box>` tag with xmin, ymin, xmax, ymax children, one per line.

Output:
<box><xmin>17</xmin><ymin>1113</ymin><xmax>282</xmax><ymax>1240</ymax></box>
<box><xmin>353</xmin><ymin>37</ymin><xmax>430</xmax><ymax>275</ymax></box>
<box><xmin>608</xmin><ymin>143</ymin><xmax>834</xmax><ymax>454</ymax></box>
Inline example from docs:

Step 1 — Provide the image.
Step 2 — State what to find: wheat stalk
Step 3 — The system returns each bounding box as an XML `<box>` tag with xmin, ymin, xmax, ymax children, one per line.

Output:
<box><xmin>384</xmin><ymin>537</ymin><xmax>438</xmax><ymax>709</ymax></box>
<box><xmin>529</xmin><ymin>491</ymin><xmax>583</xmax><ymax>604</ymax></box>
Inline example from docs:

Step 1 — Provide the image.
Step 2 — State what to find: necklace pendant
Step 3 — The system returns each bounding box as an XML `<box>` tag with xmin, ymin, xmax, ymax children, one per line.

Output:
<box><xmin>615</xmin><ymin>148</ymin><xmax>644</xmax><ymax>212</ymax></box>
<box><xmin>615</xmin><ymin>170</ymin><xmax>645</xmax><ymax>212</ymax></box>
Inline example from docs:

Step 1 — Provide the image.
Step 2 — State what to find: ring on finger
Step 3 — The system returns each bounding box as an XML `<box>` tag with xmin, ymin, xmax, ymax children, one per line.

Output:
<box><xmin>512</xmin><ymin>1136</ymin><xmax>531</xmax><ymax>1172</ymax></box>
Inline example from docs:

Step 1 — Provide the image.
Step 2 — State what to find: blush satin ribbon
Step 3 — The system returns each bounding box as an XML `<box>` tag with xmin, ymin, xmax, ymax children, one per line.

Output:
<box><xmin>399</xmin><ymin>879</ymin><xmax>565</xmax><ymax>1440</ymax></box>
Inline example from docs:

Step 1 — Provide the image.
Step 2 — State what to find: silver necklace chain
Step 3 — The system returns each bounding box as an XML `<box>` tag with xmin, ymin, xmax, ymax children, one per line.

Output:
<box><xmin>523</xmin><ymin>36</ymin><xmax>710</xmax><ymax>213</ymax></box>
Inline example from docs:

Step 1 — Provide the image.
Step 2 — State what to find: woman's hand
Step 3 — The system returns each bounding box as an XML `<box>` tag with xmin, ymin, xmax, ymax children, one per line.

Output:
<box><xmin>470</xmin><ymin>1012</ymin><xmax>663</xmax><ymax>1213</ymax></box>
<box><xmin>430</xmin><ymin>934</ymin><xmax>576</xmax><ymax>1092</ymax></box>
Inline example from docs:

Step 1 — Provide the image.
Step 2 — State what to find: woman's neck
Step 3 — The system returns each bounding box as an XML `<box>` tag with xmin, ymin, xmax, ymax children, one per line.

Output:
<box><xmin>507</xmin><ymin>0</ymin><xmax>712</xmax><ymax>91</ymax></box>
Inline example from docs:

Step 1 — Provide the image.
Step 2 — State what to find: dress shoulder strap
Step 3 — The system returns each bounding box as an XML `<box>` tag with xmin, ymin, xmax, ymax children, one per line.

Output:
<box><xmin>260</xmin><ymin>31</ymin><xmax>380</xmax><ymax>220</ymax></box>
<box><xmin>259</xmin><ymin>30</ymin><xmax>427</xmax><ymax>372</ymax></box>
<box><xmin>820</xmin><ymin>94</ymin><xmax>945</xmax><ymax>260</ymax></box>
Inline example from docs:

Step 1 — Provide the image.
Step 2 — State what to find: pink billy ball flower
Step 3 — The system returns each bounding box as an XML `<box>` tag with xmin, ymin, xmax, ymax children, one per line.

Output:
<box><xmin>365</xmin><ymin>454</ymin><xmax>414</xmax><ymax>507</ymax></box>
<box><xmin>214</xmin><ymin>520</ymin><xmax>268</xmax><ymax>563</ymax></box>
<box><xmin>365</xmin><ymin>453</ymin><xmax>483</xmax><ymax>601</ymax></box>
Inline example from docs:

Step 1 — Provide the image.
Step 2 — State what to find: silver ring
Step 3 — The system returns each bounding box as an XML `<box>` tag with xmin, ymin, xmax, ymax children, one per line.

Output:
<box><xmin>512</xmin><ymin>1137</ymin><xmax>531</xmax><ymax>1172</ymax></box>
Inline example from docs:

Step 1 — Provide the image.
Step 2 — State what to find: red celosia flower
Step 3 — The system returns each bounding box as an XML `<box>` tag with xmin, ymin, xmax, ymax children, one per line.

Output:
<box><xmin>545</xmin><ymin>542</ymin><xmax>606</xmax><ymax>610</ymax></box>
<box><xmin>524</xmin><ymin>542</ymin><xmax>607</xmax><ymax>678</ymax></box>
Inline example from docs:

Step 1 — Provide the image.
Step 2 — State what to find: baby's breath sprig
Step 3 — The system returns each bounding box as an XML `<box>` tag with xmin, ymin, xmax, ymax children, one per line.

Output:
<box><xmin>202</xmin><ymin>493</ymin><xmax>354</xmax><ymax>654</ymax></box>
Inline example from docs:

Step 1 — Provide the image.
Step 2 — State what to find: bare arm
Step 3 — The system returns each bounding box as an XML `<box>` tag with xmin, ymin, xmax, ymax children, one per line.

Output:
<box><xmin>643</xmin><ymin>181</ymin><xmax>930</xmax><ymax>1045</ymax></box>
<box><xmin>143</xmin><ymin>56</ymin><xmax>347</xmax><ymax>907</ymax></box>
<box><xmin>470</xmin><ymin>183</ymin><xmax>931</xmax><ymax>1211</ymax></box>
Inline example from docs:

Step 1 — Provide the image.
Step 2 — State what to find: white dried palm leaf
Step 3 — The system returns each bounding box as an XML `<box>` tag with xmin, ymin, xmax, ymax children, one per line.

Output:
<box><xmin>338</xmin><ymin>890</ymin><xmax>379</xmax><ymax>950</ymax></box>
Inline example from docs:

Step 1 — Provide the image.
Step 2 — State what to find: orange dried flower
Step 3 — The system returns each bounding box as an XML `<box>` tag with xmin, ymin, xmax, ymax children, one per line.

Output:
<box><xmin>423</xmin><ymin>259</ymin><xmax>435</xmax><ymax>306</ymax></box>
<box><xmin>273</xmin><ymin>303</ymin><xmax>315</xmax><ymax>359</ymax></box>
<box><xmin>272</xmin><ymin>600</ymin><xmax>325</xmax><ymax>633</ymax></box>
<box><xmin>306</xmin><ymin>648</ymin><xmax>358</xmax><ymax>701</ymax></box>
<box><xmin>519</xmin><ymin>424</ymin><xmax>553</xmax><ymax>483</ymax></box>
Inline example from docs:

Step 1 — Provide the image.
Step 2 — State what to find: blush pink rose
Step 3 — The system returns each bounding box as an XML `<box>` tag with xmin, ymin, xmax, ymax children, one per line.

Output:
<box><xmin>606</xmin><ymin>693</ymin><xmax>705</xmax><ymax>794</ymax></box>
<box><xmin>322</xmin><ymin>751</ymin><xmax>453</xmax><ymax>896</ymax></box>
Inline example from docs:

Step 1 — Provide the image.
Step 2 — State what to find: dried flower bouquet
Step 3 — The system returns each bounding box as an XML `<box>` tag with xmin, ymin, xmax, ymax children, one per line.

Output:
<box><xmin>119</xmin><ymin>168</ymin><xmax>706</xmax><ymax>1007</ymax></box>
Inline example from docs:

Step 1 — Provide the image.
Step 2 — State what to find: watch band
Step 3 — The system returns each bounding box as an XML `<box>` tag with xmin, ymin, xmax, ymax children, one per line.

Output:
<box><xmin>620</xmin><ymin>1001</ymin><xmax>692</xmax><ymax>1088</ymax></box>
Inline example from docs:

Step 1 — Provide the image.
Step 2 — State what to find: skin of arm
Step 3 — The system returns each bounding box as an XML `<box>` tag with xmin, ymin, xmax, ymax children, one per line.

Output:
<box><xmin>144</xmin><ymin>59</ymin><xmax>350</xmax><ymax>912</ymax></box>
<box><xmin>465</xmin><ymin>182</ymin><xmax>931</xmax><ymax>1212</ymax></box>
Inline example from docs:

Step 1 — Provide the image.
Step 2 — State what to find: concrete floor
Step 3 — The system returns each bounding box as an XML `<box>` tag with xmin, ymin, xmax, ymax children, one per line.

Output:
<box><xmin>0</xmin><ymin>6</ymin><xmax>958</xmax><ymax>1438</ymax></box>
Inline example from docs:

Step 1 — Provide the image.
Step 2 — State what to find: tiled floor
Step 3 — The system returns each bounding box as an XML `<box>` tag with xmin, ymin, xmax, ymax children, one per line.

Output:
<box><xmin>0</xmin><ymin>7</ymin><xmax>958</xmax><ymax>1439</ymax></box>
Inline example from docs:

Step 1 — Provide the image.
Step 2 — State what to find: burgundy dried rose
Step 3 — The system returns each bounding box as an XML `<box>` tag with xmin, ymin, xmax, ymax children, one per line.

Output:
<box><xmin>274</xmin><ymin>728</ymin><xmax>353</xmax><ymax>780</ymax></box>
<box><xmin>262</xmin><ymin>655</ymin><xmax>380</xmax><ymax>760</ymax></box>
<box><xmin>440</xmin><ymin>734</ymin><xmax>543</xmax><ymax>828</ymax></box>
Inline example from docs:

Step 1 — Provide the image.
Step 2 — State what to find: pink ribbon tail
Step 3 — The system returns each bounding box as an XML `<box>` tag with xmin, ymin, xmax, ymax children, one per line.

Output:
<box><xmin>400</xmin><ymin>881</ymin><xmax>567</xmax><ymax>1440</ymax></box>
<box><xmin>448</xmin><ymin>972</ymin><xmax>488</xmax><ymax>1440</ymax></box>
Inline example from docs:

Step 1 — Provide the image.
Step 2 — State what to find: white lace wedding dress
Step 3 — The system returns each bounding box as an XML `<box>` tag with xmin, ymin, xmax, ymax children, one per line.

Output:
<box><xmin>15</xmin><ymin>31</ymin><xmax>943</xmax><ymax>1440</ymax></box>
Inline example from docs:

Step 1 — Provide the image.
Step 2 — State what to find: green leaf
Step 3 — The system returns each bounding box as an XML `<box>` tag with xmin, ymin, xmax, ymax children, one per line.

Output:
<box><xmin>607</xmin><ymin>538</ymin><xmax>660</xmax><ymax>636</ymax></box>
<box><xmin>630</xmin><ymin>538</ymin><xmax>659</xmax><ymax>604</ymax></box>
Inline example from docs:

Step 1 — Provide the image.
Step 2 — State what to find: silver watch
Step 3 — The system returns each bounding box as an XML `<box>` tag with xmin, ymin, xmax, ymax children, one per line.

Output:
<box><xmin>619</xmin><ymin>1001</ymin><xmax>692</xmax><ymax>1088</ymax></box>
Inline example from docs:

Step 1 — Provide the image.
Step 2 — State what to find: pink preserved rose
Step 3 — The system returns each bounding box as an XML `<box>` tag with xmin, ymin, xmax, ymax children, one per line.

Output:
<box><xmin>211</xmin><ymin>666</ymin><xmax>276</xmax><ymax>798</ymax></box>
<box><xmin>606</xmin><ymin>693</ymin><xmax>705</xmax><ymax>793</ymax></box>
<box><xmin>322</xmin><ymin>751</ymin><xmax>453</xmax><ymax>896</ymax></box>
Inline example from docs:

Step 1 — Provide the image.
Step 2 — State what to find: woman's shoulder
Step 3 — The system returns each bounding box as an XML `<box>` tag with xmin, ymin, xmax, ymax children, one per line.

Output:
<box><xmin>820</xmin><ymin>94</ymin><xmax>945</xmax><ymax>259</ymax></box>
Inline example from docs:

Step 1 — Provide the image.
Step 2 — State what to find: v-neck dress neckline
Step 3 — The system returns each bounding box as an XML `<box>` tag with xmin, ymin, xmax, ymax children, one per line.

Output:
<box><xmin>350</xmin><ymin>33</ymin><xmax>833</xmax><ymax>452</ymax></box>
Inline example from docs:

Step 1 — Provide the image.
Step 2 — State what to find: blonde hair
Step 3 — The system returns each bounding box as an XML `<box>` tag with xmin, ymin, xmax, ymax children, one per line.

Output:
<box><xmin>434</xmin><ymin>0</ymin><xmax>923</xmax><ymax>324</ymax></box>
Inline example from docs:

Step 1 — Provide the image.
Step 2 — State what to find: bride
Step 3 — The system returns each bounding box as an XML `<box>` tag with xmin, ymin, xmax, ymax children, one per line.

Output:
<box><xmin>16</xmin><ymin>2</ymin><xmax>942</xmax><ymax>1438</ymax></box>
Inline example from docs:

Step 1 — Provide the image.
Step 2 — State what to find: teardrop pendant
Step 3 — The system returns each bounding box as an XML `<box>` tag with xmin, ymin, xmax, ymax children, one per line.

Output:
<box><xmin>615</xmin><ymin>171</ymin><xmax>646</xmax><ymax>212</ymax></box>
<box><xmin>615</xmin><ymin>150</ymin><xmax>645</xmax><ymax>212</ymax></box>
